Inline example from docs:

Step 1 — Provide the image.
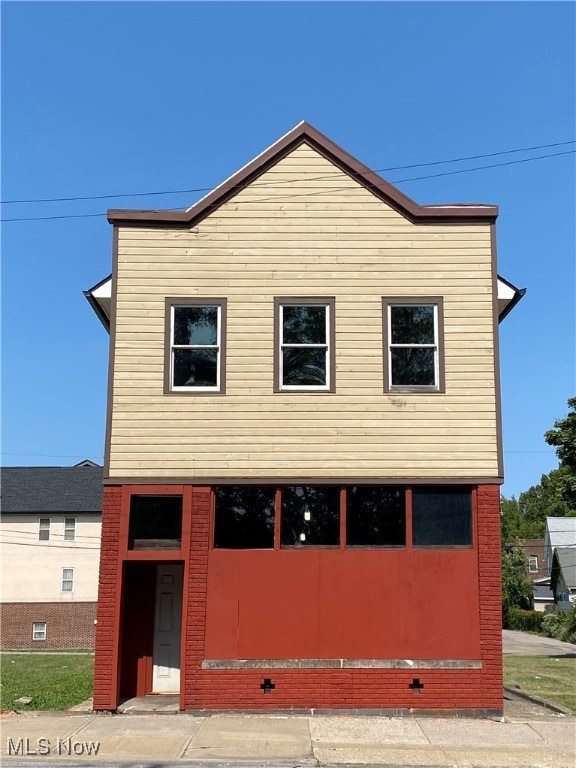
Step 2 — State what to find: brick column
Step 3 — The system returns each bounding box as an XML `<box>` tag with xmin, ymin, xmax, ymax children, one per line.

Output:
<box><xmin>183</xmin><ymin>486</ymin><xmax>211</xmax><ymax>708</ymax></box>
<box><xmin>93</xmin><ymin>486</ymin><xmax>122</xmax><ymax>710</ymax></box>
<box><xmin>477</xmin><ymin>483</ymin><xmax>503</xmax><ymax>710</ymax></box>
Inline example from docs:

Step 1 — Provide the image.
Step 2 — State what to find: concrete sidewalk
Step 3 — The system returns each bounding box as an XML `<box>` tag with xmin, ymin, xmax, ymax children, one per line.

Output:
<box><xmin>2</xmin><ymin>707</ymin><xmax>575</xmax><ymax>767</ymax></box>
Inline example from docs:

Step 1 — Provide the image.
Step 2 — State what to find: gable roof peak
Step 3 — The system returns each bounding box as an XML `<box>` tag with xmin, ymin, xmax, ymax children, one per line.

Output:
<box><xmin>107</xmin><ymin>123</ymin><xmax>499</xmax><ymax>227</ymax></box>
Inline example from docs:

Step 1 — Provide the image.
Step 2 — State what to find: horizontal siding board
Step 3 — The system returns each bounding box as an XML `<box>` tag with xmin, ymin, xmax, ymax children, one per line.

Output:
<box><xmin>109</xmin><ymin>143</ymin><xmax>498</xmax><ymax>478</ymax></box>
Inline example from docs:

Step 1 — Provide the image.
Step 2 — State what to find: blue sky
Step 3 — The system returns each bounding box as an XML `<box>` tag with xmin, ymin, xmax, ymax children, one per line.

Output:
<box><xmin>2</xmin><ymin>1</ymin><xmax>574</xmax><ymax>498</ymax></box>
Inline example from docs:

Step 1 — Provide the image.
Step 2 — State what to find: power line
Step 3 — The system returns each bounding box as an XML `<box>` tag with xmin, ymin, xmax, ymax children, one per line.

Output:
<box><xmin>2</xmin><ymin>139</ymin><xmax>574</xmax><ymax>205</ymax></box>
<box><xmin>248</xmin><ymin>150</ymin><xmax>575</xmax><ymax>207</ymax></box>
<box><xmin>0</xmin><ymin>538</ymin><xmax>100</xmax><ymax>551</ymax></box>
<box><xmin>1</xmin><ymin>212</ymin><xmax>107</xmax><ymax>223</ymax></box>
<box><xmin>1</xmin><ymin>452</ymin><xmax>104</xmax><ymax>459</ymax></box>
<box><xmin>3</xmin><ymin>529</ymin><xmax>103</xmax><ymax>540</ymax></box>
<box><xmin>1</xmin><ymin>147</ymin><xmax>574</xmax><ymax>224</ymax></box>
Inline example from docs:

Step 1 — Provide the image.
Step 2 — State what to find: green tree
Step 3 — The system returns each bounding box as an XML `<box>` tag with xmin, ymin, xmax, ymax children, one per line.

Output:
<box><xmin>502</xmin><ymin>546</ymin><xmax>533</xmax><ymax>626</ymax></box>
<box><xmin>545</xmin><ymin>396</ymin><xmax>576</xmax><ymax>509</ymax></box>
<box><xmin>501</xmin><ymin>468</ymin><xmax>572</xmax><ymax>540</ymax></box>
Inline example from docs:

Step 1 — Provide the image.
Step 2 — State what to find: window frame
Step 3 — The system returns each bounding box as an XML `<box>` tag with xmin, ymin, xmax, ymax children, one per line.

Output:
<box><xmin>61</xmin><ymin>567</ymin><xmax>74</xmax><ymax>593</ymax></box>
<box><xmin>274</xmin><ymin>297</ymin><xmax>336</xmax><ymax>393</ymax></box>
<box><xmin>210</xmin><ymin>484</ymin><xmax>474</xmax><ymax>551</ymax></box>
<box><xmin>38</xmin><ymin>518</ymin><xmax>50</xmax><ymax>541</ymax></box>
<box><xmin>382</xmin><ymin>297</ymin><xmax>445</xmax><ymax>393</ymax></box>
<box><xmin>346</xmin><ymin>485</ymin><xmax>407</xmax><ymax>548</ymax></box>
<box><xmin>528</xmin><ymin>555</ymin><xmax>539</xmax><ymax>573</ymax></box>
<box><xmin>280</xmin><ymin>485</ymin><xmax>341</xmax><ymax>548</ymax></box>
<box><xmin>411</xmin><ymin>486</ymin><xmax>473</xmax><ymax>548</ymax></box>
<box><xmin>164</xmin><ymin>298</ymin><xmax>227</xmax><ymax>394</ymax></box>
<box><xmin>32</xmin><ymin>622</ymin><xmax>47</xmax><ymax>641</ymax></box>
<box><xmin>64</xmin><ymin>517</ymin><xmax>76</xmax><ymax>542</ymax></box>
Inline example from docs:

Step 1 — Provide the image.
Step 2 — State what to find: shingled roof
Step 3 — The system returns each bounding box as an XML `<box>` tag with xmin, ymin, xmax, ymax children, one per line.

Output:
<box><xmin>1</xmin><ymin>464</ymin><xmax>103</xmax><ymax>514</ymax></box>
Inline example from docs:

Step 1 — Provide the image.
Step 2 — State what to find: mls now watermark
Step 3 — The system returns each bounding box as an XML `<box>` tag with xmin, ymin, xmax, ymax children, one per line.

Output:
<box><xmin>7</xmin><ymin>737</ymin><xmax>101</xmax><ymax>757</ymax></box>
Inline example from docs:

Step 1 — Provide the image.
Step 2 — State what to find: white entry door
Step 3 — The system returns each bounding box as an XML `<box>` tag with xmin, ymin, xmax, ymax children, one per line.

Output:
<box><xmin>152</xmin><ymin>564</ymin><xmax>183</xmax><ymax>693</ymax></box>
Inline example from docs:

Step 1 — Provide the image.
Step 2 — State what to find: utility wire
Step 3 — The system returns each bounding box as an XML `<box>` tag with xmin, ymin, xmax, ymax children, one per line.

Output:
<box><xmin>1</xmin><ymin>147</ymin><xmax>574</xmax><ymax>224</ymax></box>
<box><xmin>4</xmin><ymin>529</ymin><xmax>103</xmax><ymax>540</ymax></box>
<box><xmin>2</xmin><ymin>139</ymin><xmax>574</xmax><ymax>205</ymax></box>
<box><xmin>1</xmin><ymin>452</ymin><xmax>104</xmax><ymax>459</ymax></box>
<box><xmin>248</xmin><ymin>150</ymin><xmax>575</xmax><ymax>206</ymax></box>
<box><xmin>0</xmin><ymin>538</ymin><xmax>100</xmax><ymax>551</ymax></box>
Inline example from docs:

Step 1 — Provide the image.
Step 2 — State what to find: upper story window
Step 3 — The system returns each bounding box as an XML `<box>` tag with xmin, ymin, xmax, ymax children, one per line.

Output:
<box><xmin>38</xmin><ymin>518</ymin><xmax>50</xmax><ymax>541</ymax></box>
<box><xmin>61</xmin><ymin>568</ymin><xmax>74</xmax><ymax>592</ymax></box>
<box><xmin>383</xmin><ymin>297</ymin><xmax>444</xmax><ymax>393</ymax></box>
<box><xmin>275</xmin><ymin>298</ymin><xmax>335</xmax><ymax>392</ymax></box>
<box><xmin>165</xmin><ymin>299</ymin><xmax>226</xmax><ymax>394</ymax></box>
<box><xmin>64</xmin><ymin>518</ymin><xmax>76</xmax><ymax>542</ymax></box>
<box><xmin>528</xmin><ymin>555</ymin><xmax>539</xmax><ymax>573</ymax></box>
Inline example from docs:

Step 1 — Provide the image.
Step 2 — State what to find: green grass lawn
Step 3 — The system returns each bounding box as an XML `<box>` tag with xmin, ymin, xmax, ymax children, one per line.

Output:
<box><xmin>2</xmin><ymin>652</ymin><xmax>574</xmax><ymax>713</ymax></box>
<box><xmin>504</xmin><ymin>655</ymin><xmax>576</xmax><ymax>714</ymax></box>
<box><xmin>1</xmin><ymin>653</ymin><xmax>94</xmax><ymax>711</ymax></box>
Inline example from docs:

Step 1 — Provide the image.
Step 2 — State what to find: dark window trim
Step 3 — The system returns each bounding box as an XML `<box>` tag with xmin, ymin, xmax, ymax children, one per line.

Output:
<box><xmin>164</xmin><ymin>298</ymin><xmax>227</xmax><ymax>395</ymax></box>
<box><xmin>382</xmin><ymin>297</ymin><xmax>445</xmax><ymax>394</ymax></box>
<box><xmin>273</xmin><ymin>297</ymin><xmax>336</xmax><ymax>393</ymax></box>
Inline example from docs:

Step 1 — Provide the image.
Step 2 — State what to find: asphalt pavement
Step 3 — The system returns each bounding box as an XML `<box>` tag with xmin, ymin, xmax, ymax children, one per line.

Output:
<box><xmin>503</xmin><ymin>629</ymin><xmax>576</xmax><ymax>656</ymax></box>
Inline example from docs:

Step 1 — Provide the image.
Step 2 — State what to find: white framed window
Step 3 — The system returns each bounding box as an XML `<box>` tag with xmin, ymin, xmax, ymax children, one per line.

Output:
<box><xmin>275</xmin><ymin>298</ymin><xmax>335</xmax><ymax>392</ymax></box>
<box><xmin>528</xmin><ymin>555</ymin><xmax>539</xmax><ymax>573</ymax></box>
<box><xmin>61</xmin><ymin>568</ymin><xmax>74</xmax><ymax>593</ymax></box>
<box><xmin>166</xmin><ymin>299</ymin><xmax>226</xmax><ymax>393</ymax></box>
<box><xmin>383</xmin><ymin>297</ymin><xmax>444</xmax><ymax>392</ymax></box>
<box><xmin>38</xmin><ymin>518</ymin><xmax>50</xmax><ymax>541</ymax></box>
<box><xmin>64</xmin><ymin>517</ymin><xmax>76</xmax><ymax>542</ymax></box>
<box><xmin>32</xmin><ymin>622</ymin><xmax>47</xmax><ymax>641</ymax></box>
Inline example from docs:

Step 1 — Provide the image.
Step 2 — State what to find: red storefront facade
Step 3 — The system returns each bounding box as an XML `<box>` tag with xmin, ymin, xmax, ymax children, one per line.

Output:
<box><xmin>93</xmin><ymin>482</ymin><xmax>503</xmax><ymax>714</ymax></box>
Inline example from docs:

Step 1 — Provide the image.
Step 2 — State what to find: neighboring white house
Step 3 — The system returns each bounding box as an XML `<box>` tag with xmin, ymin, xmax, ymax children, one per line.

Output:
<box><xmin>544</xmin><ymin>517</ymin><xmax>576</xmax><ymax>576</ymax></box>
<box><xmin>0</xmin><ymin>461</ymin><xmax>102</xmax><ymax>649</ymax></box>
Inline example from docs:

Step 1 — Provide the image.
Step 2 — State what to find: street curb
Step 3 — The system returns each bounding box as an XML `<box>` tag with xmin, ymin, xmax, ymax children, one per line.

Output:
<box><xmin>504</xmin><ymin>684</ymin><xmax>573</xmax><ymax>715</ymax></box>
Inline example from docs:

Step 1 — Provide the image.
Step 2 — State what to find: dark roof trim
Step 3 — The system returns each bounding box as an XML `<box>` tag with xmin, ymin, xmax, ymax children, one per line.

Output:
<box><xmin>84</xmin><ymin>273</ymin><xmax>112</xmax><ymax>332</ymax></box>
<box><xmin>107</xmin><ymin>121</ymin><xmax>499</xmax><ymax>227</ymax></box>
<box><xmin>84</xmin><ymin>289</ymin><xmax>110</xmax><ymax>331</ymax></box>
<box><xmin>497</xmin><ymin>274</ymin><xmax>526</xmax><ymax>322</ymax></box>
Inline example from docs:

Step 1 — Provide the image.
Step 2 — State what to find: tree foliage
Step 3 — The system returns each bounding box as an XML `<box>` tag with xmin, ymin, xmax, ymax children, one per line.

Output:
<box><xmin>545</xmin><ymin>396</ymin><xmax>576</xmax><ymax>509</ymax></box>
<box><xmin>502</xmin><ymin>547</ymin><xmax>533</xmax><ymax>625</ymax></box>
<box><xmin>501</xmin><ymin>397</ymin><xmax>576</xmax><ymax>541</ymax></box>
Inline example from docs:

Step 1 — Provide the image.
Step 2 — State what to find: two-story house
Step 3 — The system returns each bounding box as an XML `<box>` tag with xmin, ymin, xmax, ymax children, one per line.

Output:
<box><xmin>86</xmin><ymin>122</ymin><xmax>523</xmax><ymax>715</ymax></box>
<box><xmin>0</xmin><ymin>461</ymin><xmax>102</xmax><ymax>649</ymax></box>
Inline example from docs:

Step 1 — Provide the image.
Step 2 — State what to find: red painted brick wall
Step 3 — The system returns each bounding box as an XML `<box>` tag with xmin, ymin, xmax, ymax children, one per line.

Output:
<box><xmin>183</xmin><ymin>486</ymin><xmax>211</xmax><ymax>708</ymax></box>
<box><xmin>94</xmin><ymin>483</ymin><xmax>503</xmax><ymax>712</ymax></box>
<box><xmin>0</xmin><ymin>602</ymin><xmax>96</xmax><ymax>650</ymax></box>
<box><xmin>93</xmin><ymin>486</ymin><xmax>122</xmax><ymax>710</ymax></box>
<box><xmin>477</xmin><ymin>483</ymin><xmax>503</xmax><ymax>709</ymax></box>
<box><xmin>182</xmin><ymin>483</ymin><xmax>503</xmax><ymax>712</ymax></box>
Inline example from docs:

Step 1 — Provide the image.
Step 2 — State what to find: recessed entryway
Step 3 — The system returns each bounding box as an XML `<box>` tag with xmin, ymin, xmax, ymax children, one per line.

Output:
<box><xmin>152</xmin><ymin>564</ymin><xmax>183</xmax><ymax>693</ymax></box>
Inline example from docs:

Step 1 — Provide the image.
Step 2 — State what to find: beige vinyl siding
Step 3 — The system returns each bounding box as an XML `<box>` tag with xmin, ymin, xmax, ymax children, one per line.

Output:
<box><xmin>109</xmin><ymin>143</ymin><xmax>498</xmax><ymax>479</ymax></box>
